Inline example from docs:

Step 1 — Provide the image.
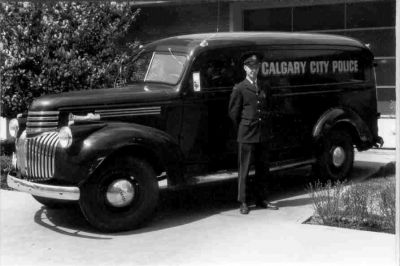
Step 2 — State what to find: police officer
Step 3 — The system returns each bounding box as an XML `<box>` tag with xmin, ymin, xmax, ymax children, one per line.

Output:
<box><xmin>229</xmin><ymin>54</ymin><xmax>279</xmax><ymax>214</ymax></box>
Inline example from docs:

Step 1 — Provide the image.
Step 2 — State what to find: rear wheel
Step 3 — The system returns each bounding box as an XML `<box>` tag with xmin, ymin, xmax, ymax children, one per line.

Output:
<box><xmin>79</xmin><ymin>157</ymin><xmax>159</xmax><ymax>232</ymax></box>
<box><xmin>315</xmin><ymin>129</ymin><xmax>354</xmax><ymax>181</ymax></box>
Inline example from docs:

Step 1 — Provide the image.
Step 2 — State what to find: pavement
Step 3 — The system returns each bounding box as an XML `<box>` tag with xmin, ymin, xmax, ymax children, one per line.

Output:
<box><xmin>0</xmin><ymin>149</ymin><xmax>397</xmax><ymax>266</ymax></box>
<box><xmin>378</xmin><ymin>117</ymin><xmax>396</xmax><ymax>149</ymax></box>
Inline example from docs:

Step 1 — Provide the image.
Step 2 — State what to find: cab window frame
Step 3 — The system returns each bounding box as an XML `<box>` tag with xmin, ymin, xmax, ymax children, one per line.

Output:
<box><xmin>188</xmin><ymin>47</ymin><xmax>246</xmax><ymax>92</ymax></box>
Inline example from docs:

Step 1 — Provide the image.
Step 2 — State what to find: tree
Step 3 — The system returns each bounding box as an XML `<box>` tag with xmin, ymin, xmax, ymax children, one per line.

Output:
<box><xmin>0</xmin><ymin>2</ymin><xmax>141</xmax><ymax>118</ymax></box>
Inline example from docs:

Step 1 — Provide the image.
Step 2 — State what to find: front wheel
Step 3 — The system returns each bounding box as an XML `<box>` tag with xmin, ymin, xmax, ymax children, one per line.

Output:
<box><xmin>314</xmin><ymin>129</ymin><xmax>354</xmax><ymax>181</ymax></box>
<box><xmin>79</xmin><ymin>157</ymin><xmax>159</xmax><ymax>232</ymax></box>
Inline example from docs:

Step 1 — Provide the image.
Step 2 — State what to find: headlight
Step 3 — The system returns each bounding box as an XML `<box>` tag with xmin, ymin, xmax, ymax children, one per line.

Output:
<box><xmin>8</xmin><ymin>118</ymin><xmax>19</xmax><ymax>138</ymax></box>
<box><xmin>59</xmin><ymin>126</ymin><xmax>73</xmax><ymax>148</ymax></box>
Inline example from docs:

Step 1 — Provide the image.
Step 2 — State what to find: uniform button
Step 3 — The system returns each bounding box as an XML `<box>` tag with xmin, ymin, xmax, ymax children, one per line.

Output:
<box><xmin>258</xmin><ymin>118</ymin><xmax>262</xmax><ymax>121</ymax></box>
<box><xmin>257</xmin><ymin>101</ymin><xmax>260</xmax><ymax>103</ymax></box>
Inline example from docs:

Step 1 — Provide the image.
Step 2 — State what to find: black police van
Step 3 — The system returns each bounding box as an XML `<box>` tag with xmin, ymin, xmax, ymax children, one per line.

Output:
<box><xmin>8</xmin><ymin>32</ymin><xmax>383</xmax><ymax>232</ymax></box>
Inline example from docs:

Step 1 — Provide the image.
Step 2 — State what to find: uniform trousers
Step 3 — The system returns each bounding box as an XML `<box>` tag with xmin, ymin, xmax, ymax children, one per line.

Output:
<box><xmin>238</xmin><ymin>142</ymin><xmax>270</xmax><ymax>203</ymax></box>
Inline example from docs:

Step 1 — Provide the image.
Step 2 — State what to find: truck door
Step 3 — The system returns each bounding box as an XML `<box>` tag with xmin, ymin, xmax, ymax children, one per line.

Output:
<box><xmin>180</xmin><ymin>48</ymin><xmax>244</xmax><ymax>174</ymax></box>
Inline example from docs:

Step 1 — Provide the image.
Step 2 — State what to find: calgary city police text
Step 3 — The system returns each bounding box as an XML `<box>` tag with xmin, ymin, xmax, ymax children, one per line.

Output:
<box><xmin>261</xmin><ymin>60</ymin><xmax>359</xmax><ymax>76</ymax></box>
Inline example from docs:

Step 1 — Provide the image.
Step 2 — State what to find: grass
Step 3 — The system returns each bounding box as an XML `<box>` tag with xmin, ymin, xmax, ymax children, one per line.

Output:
<box><xmin>307</xmin><ymin>173</ymin><xmax>396</xmax><ymax>234</ymax></box>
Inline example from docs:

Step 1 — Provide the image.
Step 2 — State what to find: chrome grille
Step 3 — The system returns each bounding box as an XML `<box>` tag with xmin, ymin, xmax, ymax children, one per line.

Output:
<box><xmin>27</xmin><ymin>111</ymin><xmax>59</xmax><ymax>135</ymax></box>
<box><xmin>25</xmin><ymin>132</ymin><xmax>59</xmax><ymax>181</ymax></box>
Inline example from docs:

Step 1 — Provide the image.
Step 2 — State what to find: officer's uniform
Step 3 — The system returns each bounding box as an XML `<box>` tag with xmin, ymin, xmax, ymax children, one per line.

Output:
<box><xmin>229</xmin><ymin>70</ymin><xmax>272</xmax><ymax>204</ymax></box>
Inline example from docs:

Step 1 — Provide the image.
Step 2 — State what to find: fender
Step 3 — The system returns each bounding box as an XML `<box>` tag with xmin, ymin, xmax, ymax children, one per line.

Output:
<box><xmin>54</xmin><ymin>122</ymin><xmax>184</xmax><ymax>185</ymax></box>
<box><xmin>312</xmin><ymin>107</ymin><xmax>374</xmax><ymax>150</ymax></box>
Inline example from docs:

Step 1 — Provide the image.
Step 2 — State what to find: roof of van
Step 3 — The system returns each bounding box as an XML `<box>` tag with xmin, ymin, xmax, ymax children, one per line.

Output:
<box><xmin>144</xmin><ymin>32</ymin><xmax>368</xmax><ymax>53</ymax></box>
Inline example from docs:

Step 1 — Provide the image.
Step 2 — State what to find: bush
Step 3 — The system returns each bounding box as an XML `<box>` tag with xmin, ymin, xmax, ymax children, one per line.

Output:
<box><xmin>341</xmin><ymin>183</ymin><xmax>374</xmax><ymax>227</ymax></box>
<box><xmin>0</xmin><ymin>139</ymin><xmax>15</xmax><ymax>156</ymax></box>
<box><xmin>0</xmin><ymin>155</ymin><xmax>12</xmax><ymax>190</ymax></box>
<box><xmin>0</xmin><ymin>2</ymin><xmax>141</xmax><ymax>118</ymax></box>
<box><xmin>308</xmin><ymin>180</ymin><xmax>346</xmax><ymax>225</ymax></box>
<box><xmin>308</xmin><ymin>177</ymin><xmax>395</xmax><ymax>233</ymax></box>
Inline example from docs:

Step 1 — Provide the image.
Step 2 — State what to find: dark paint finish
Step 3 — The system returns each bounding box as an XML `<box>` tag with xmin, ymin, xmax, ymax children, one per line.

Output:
<box><xmin>30</xmin><ymin>84</ymin><xmax>179</xmax><ymax>112</ymax></box>
<box><xmin>54</xmin><ymin>122</ymin><xmax>184</xmax><ymax>185</ymax></box>
<box><xmin>19</xmin><ymin>32</ymin><xmax>381</xmax><ymax>186</ymax></box>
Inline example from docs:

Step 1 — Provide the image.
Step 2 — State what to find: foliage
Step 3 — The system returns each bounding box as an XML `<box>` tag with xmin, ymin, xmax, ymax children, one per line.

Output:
<box><xmin>308</xmin><ymin>180</ymin><xmax>346</xmax><ymax>225</ymax></box>
<box><xmin>0</xmin><ymin>155</ymin><xmax>12</xmax><ymax>190</ymax></box>
<box><xmin>0</xmin><ymin>2</ymin><xmax>141</xmax><ymax>118</ymax></box>
<box><xmin>308</xmin><ymin>177</ymin><xmax>395</xmax><ymax>233</ymax></box>
<box><xmin>341</xmin><ymin>182</ymin><xmax>375</xmax><ymax>227</ymax></box>
<box><xmin>0</xmin><ymin>139</ymin><xmax>15</xmax><ymax>156</ymax></box>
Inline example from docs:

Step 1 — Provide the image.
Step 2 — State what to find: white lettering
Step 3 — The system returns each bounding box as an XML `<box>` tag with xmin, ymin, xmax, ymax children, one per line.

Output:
<box><xmin>261</xmin><ymin>60</ymin><xmax>359</xmax><ymax>76</ymax></box>
<box><xmin>287</xmin><ymin>61</ymin><xmax>294</xmax><ymax>74</ymax></box>
<box><xmin>299</xmin><ymin>61</ymin><xmax>306</xmax><ymax>74</ymax></box>
<box><xmin>332</xmin><ymin>61</ymin><xmax>338</xmax><ymax>72</ymax></box>
<box><xmin>281</xmin><ymin>61</ymin><xmax>287</xmax><ymax>75</ymax></box>
<box><xmin>310</xmin><ymin>61</ymin><xmax>317</xmax><ymax>74</ymax></box>
<box><xmin>269</xmin><ymin>62</ymin><xmax>276</xmax><ymax>75</ymax></box>
<box><xmin>332</xmin><ymin>60</ymin><xmax>359</xmax><ymax>73</ymax></box>
<box><xmin>261</xmin><ymin>62</ymin><xmax>269</xmax><ymax>75</ymax></box>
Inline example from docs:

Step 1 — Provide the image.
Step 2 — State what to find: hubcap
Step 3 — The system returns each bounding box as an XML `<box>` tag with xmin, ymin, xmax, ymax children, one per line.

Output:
<box><xmin>332</xmin><ymin>146</ymin><xmax>346</xmax><ymax>167</ymax></box>
<box><xmin>106</xmin><ymin>179</ymin><xmax>135</xmax><ymax>207</ymax></box>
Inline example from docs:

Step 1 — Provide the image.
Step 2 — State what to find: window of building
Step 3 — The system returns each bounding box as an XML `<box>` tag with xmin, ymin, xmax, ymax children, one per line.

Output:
<box><xmin>337</xmin><ymin>29</ymin><xmax>395</xmax><ymax>57</ymax></box>
<box><xmin>346</xmin><ymin>1</ymin><xmax>395</xmax><ymax>28</ymax></box>
<box><xmin>243</xmin><ymin>8</ymin><xmax>291</xmax><ymax>31</ymax></box>
<box><xmin>293</xmin><ymin>4</ymin><xmax>344</xmax><ymax>31</ymax></box>
<box><xmin>241</xmin><ymin>0</ymin><xmax>395</xmax><ymax>114</ymax></box>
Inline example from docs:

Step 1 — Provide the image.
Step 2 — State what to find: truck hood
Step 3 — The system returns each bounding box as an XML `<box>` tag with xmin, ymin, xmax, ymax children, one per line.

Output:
<box><xmin>30</xmin><ymin>84</ymin><xmax>180</xmax><ymax>112</ymax></box>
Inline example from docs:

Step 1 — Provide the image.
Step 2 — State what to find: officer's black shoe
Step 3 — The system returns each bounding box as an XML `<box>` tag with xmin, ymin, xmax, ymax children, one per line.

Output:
<box><xmin>256</xmin><ymin>200</ymin><xmax>279</xmax><ymax>210</ymax></box>
<box><xmin>240</xmin><ymin>203</ymin><xmax>250</xmax><ymax>214</ymax></box>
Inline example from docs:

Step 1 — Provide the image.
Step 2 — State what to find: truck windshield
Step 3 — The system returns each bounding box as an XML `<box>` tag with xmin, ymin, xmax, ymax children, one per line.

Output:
<box><xmin>127</xmin><ymin>51</ymin><xmax>187</xmax><ymax>85</ymax></box>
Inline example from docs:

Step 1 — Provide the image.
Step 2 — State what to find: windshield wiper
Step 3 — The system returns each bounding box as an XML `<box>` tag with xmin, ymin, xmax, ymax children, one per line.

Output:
<box><xmin>168</xmin><ymin>48</ymin><xmax>184</xmax><ymax>66</ymax></box>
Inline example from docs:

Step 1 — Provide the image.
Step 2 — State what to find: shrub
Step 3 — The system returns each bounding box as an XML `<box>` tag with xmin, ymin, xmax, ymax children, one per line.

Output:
<box><xmin>341</xmin><ymin>183</ymin><xmax>374</xmax><ymax>227</ymax></box>
<box><xmin>0</xmin><ymin>155</ymin><xmax>12</xmax><ymax>189</ymax></box>
<box><xmin>308</xmin><ymin>180</ymin><xmax>346</xmax><ymax>225</ymax></box>
<box><xmin>0</xmin><ymin>155</ymin><xmax>12</xmax><ymax>173</ymax></box>
<box><xmin>0</xmin><ymin>139</ymin><xmax>15</xmax><ymax>156</ymax></box>
<box><xmin>0</xmin><ymin>2</ymin><xmax>141</xmax><ymax>118</ymax></box>
<box><xmin>308</xmin><ymin>177</ymin><xmax>396</xmax><ymax>233</ymax></box>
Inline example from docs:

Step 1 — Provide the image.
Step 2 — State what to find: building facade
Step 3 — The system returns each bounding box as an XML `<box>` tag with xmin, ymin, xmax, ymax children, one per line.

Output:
<box><xmin>0</xmin><ymin>0</ymin><xmax>395</xmax><ymax>141</ymax></box>
<box><xmin>134</xmin><ymin>0</ymin><xmax>395</xmax><ymax>117</ymax></box>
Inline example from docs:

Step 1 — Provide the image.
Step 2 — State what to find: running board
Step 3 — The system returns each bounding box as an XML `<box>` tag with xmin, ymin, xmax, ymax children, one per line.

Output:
<box><xmin>159</xmin><ymin>158</ymin><xmax>315</xmax><ymax>190</ymax></box>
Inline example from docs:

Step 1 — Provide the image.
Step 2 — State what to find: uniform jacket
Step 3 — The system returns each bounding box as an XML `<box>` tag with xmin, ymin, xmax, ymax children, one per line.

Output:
<box><xmin>229</xmin><ymin>78</ymin><xmax>272</xmax><ymax>143</ymax></box>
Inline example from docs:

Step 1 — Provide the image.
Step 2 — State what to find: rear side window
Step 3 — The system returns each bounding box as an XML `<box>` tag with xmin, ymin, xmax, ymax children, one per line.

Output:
<box><xmin>189</xmin><ymin>48</ymin><xmax>245</xmax><ymax>90</ymax></box>
<box><xmin>258</xmin><ymin>48</ymin><xmax>368</xmax><ymax>87</ymax></box>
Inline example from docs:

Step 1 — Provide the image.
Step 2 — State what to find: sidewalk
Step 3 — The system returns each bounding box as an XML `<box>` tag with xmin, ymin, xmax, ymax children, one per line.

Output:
<box><xmin>0</xmin><ymin>149</ymin><xmax>397</xmax><ymax>266</ymax></box>
<box><xmin>378</xmin><ymin>117</ymin><xmax>396</xmax><ymax>149</ymax></box>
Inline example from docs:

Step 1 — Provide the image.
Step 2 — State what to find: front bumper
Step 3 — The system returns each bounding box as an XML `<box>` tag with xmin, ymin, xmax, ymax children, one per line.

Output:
<box><xmin>7</xmin><ymin>173</ymin><xmax>80</xmax><ymax>201</ymax></box>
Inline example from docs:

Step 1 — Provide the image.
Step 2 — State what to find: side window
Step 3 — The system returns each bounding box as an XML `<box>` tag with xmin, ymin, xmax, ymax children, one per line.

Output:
<box><xmin>189</xmin><ymin>49</ymin><xmax>244</xmax><ymax>91</ymax></box>
<box><xmin>259</xmin><ymin>48</ymin><xmax>367</xmax><ymax>87</ymax></box>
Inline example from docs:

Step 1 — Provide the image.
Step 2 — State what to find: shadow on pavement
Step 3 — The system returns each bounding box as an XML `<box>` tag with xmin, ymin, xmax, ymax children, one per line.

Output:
<box><xmin>33</xmin><ymin>160</ymin><xmax>388</xmax><ymax>237</ymax></box>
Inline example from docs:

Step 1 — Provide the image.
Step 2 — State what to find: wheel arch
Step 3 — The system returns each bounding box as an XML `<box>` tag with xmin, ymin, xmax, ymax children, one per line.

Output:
<box><xmin>78</xmin><ymin>123</ymin><xmax>185</xmax><ymax>186</ymax></box>
<box><xmin>95</xmin><ymin>144</ymin><xmax>164</xmax><ymax>176</ymax></box>
<box><xmin>312</xmin><ymin>107</ymin><xmax>373</xmax><ymax>150</ymax></box>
